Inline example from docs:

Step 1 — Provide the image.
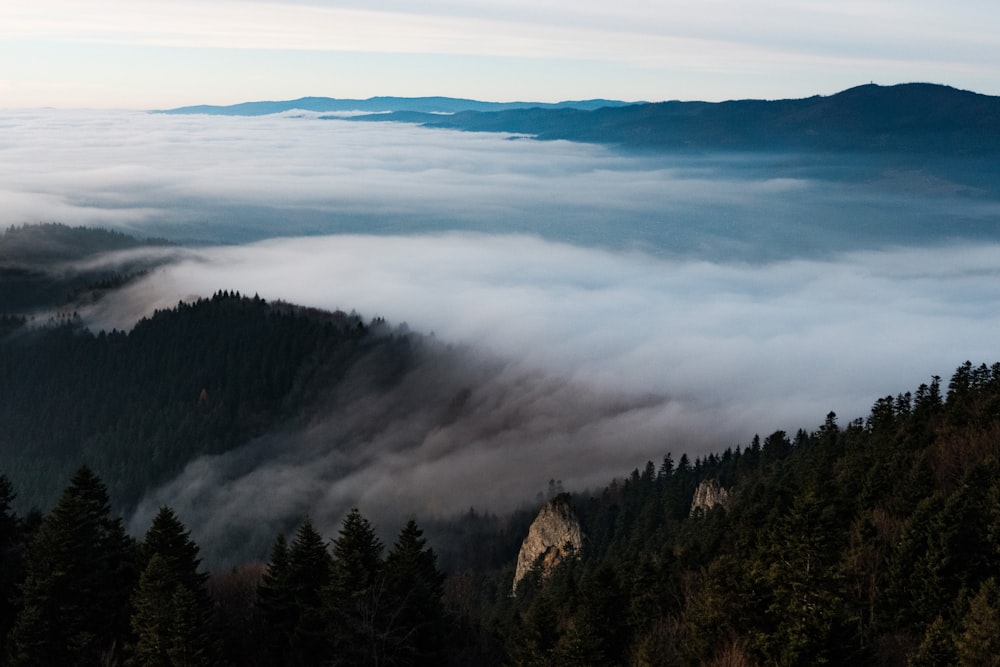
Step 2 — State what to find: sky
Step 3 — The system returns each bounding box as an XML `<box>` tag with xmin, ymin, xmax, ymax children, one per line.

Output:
<box><xmin>2</xmin><ymin>0</ymin><xmax>1000</xmax><ymax>108</ymax></box>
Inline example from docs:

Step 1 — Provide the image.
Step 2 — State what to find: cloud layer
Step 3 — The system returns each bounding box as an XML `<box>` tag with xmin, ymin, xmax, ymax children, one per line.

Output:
<box><xmin>5</xmin><ymin>109</ymin><xmax>1000</xmax><ymax>560</ymax></box>
<box><xmin>99</xmin><ymin>233</ymin><xmax>1000</xmax><ymax>563</ymax></box>
<box><xmin>3</xmin><ymin>110</ymin><xmax>997</xmax><ymax>261</ymax></box>
<box><xmin>92</xmin><ymin>234</ymin><xmax>1000</xmax><ymax>431</ymax></box>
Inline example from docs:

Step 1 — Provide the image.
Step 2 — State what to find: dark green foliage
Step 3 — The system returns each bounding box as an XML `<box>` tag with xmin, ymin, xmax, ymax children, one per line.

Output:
<box><xmin>7</xmin><ymin>466</ymin><xmax>138</xmax><ymax>666</ymax></box>
<box><xmin>0</xmin><ymin>223</ymin><xmax>171</xmax><ymax>313</ymax></box>
<box><xmin>0</xmin><ymin>474</ymin><xmax>26</xmax><ymax>658</ymax></box>
<box><xmin>141</xmin><ymin>507</ymin><xmax>208</xmax><ymax>592</ymax></box>
<box><xmin>131</xmin><ymin>506</ymin><xmax>216</xmax><ymax>666</ymax></box>
<box><xmin>5</xmin><ymin>299</ymin><xmax>1000</xmax><ymax>667</ymax></box>
<box><xmin>955</xmin><ymin>578</ymin><xmax>1000</xmax><ymax>666</ymax></box>
<box><xmin>383</xmin><ymin>519</ymin><xmax>447</xmax><ymax>665</ymax></box>
<box><xmin>326</xmin><ymin>508</ymin><xmax>386</xmax><ymax>665</ymax></box>
<box><xmin>440</xmin><ymin>361</ymin><xmax>1000</xmax><ymax>666</ymax></box>
<box><xmin>252</xmin><ymin>511</ymin><xmax>449</xmax><ymax>666</ymax></box>
<box><xmin>257</xmin><ymin>518</ymin><xmax>333</xmax><ymax>666</ymax></box>
<box><xmin>0</xmin><ymin>291</ymin><xmax>386</xmax><ymax>513</ymax></box>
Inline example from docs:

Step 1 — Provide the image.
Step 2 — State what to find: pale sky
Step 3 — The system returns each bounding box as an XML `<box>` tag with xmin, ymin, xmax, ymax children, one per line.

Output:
<box><xmin>1</xmin><ymin>0</ymin><xmax>998</xmax><ymax>109</ymax></box>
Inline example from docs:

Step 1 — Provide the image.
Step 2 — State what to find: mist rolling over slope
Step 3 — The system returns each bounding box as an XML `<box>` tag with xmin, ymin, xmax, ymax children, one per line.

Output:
<box><xmin>81</xmin><ymin>232</ymin><xmax>1000</xmax><ymax>562</ymax></box>
<box><xmin>3</xmin><ymin>88</ymin><xmax>1000</xmax><ymax>557</ymax></box>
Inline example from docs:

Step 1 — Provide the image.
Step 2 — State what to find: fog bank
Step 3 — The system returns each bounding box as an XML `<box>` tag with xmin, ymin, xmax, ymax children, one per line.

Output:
<box><xmin>3</xmin><ymin>109</ymin><xmax>998</xmax><ymax>260</ymax></box>
<box><xmin>97</xmin><ymin>233</ymin><xmax>1000</xmax><ymax>562</ymax></box>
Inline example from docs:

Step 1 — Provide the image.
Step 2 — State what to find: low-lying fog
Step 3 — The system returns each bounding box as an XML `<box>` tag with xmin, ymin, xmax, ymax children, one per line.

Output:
<box><xmin>4</xmin><ymin>108</ymin><xmax>1000</xmax><ymax>560</ymax></box>
<box><xmin>4</xmin><ymin>109</ymin><xmax>998</xmax><ymax>258</ymax></box>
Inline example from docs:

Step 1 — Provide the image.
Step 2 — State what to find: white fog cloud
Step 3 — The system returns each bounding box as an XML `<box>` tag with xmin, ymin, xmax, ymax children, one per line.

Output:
<box><xmin>6</xmin><ymin>108</ymin><xmax>1000</xmax><ymax>561</ymax></box>
<box><xmin>109</xmin><ymin>233</ymin><xmax>1000</xmax><ymax>563</ymax></box>
<box><xmin>2</xmin><ymin>110</ymin><xmax>991</xmax><ymax>260</ymax></box>
<box><xmin>91</xmin><ymin>235</ymin><xmax>1000</xmax><ymax>428</ymax></box>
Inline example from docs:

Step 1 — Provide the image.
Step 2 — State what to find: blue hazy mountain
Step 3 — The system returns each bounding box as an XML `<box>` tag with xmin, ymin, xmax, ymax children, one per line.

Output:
<box><xmin>346</xmin><ymin>83</ymin><xmax>1000</xmax><ymax>155</ymax></box>
<box><xmin>155</xmin><ymin>96</ymin><xmax>640</xmax><ymax>116</ymax></box>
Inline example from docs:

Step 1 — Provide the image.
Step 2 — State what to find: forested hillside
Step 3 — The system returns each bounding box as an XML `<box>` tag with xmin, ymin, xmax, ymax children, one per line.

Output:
<box><xmin>0</xmin><ymin>223</ymin><xmax>171</xmax><ymax>313</ymax></box>
<box><xmin>4</xmin><ymin>225</ymin><xmax>1000</xmax><ymax>664</ymax></box>
<box><xmin>446</xmin><ymin>363</ymin><xmax>1000</xmax><ymax>666</ymax></box>
<box><xmin>3</xmin><ymin>360</ymin><xmax>1000</xmax><ymax>664</ymax></box>
<box><xmin>0</xmin><ymin>291</ymin><xmax>412</xmax><ymax>512</ymax></box>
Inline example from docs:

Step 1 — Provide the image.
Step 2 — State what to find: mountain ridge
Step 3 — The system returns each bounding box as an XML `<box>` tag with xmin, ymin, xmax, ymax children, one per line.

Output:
<box><xmin>154</xmin><ymin>96</ymin><xmax>641</xmax><ymax>116</ymax></box>
<box><xmin>154</xmin><ymin>83</ymin><xmax>1000</xmax><ymax>155</ymax></box>
<box><xmin>341</xmin><ymin>82</ymin><xmax>1000</xmax><ymax>155</ymax></box>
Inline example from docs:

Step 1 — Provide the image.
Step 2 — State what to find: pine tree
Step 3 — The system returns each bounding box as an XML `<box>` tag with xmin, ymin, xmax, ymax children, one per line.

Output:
<box><xmin>256</xmin><ymin>534</ymin><xmax>293</xmax><ymax>664</ymax></box>
<box><xmin>909</xmin><ymin>615</ymin><xmax>957</xmax><ymax>667</ymax></box>
<box><xmin>0</xmin><ymin>474</ymin><xmax>23</xmax><ymax>658</ymax></box>
<box><xmin>257</xmin><ymin>517</ymin><xmax>334</xmax><ymax>666</ymax></box>
<box><xmin>761</xmin><ymin>486</ymin><xmax>843</xmax><ymax>666</ymax></box>
<box><xmin>383</xmin><ymin>518</ymin><xmax>447</xmax><ymax>665</ymax></box>
<box><xmin>8</xmin><ymin>466</ymin><xmax>138</xmax><ymax>666</ymax></box>
<box><xmin>131</xmin><ymin>506</ymin><xmax>216</xmax><ymax>667</ymax></box>
<box><xmin>132</xmin><ymin>554</ymin><xmax>179</xmax><ymax>667</ymax></box>
<box><xmin>327</xmin><ymin>508</ymin><xmax>385</xmax><ymax>665</ymax></box>
<box><xmin>955</xmin><ymin>578</ymin><xmax>1000</xmax><ymax>667</ymax></box>
<box><xmin>513</xmin><ymin>592</ymin><xmax>559</xmax><ymax>667</ymax></box>
<box><xmin>141</xmin><ymin>506</ymin><xmax>207</xmax><ymax>592</ymax></box>
<box><xmin>166</xmin><ymin>585</ymin><xmax>214</xmax><ymax>667</ymax></box>
<box><xmin>287</xmin><ymin>517</ymin><xmax>333</xmax><ymax>665</ymax></box>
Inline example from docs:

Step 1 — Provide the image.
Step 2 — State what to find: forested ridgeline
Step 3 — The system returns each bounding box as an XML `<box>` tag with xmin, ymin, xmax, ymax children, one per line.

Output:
<box><xmin>0</xmin><ymin>223</ymin><xmax>173</xmax><ymax>313</ymax></box>
<box><xmin>3</xmin><ymin>363</ymin><xmax>1000</xmax><ymax>665</ymax></box>
<box><xmin>0</xmin><ymin>290</ymin><xmax>413</xmax><ymax>512</ymax></box>
<box><xmin>463</xmin><ymin>363</ymin><xmax>1000</xmax><ymax>666</ymax></box>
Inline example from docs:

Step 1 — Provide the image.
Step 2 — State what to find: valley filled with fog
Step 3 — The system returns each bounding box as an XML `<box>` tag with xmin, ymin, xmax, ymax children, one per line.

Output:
<box><xmin>4</xmin><ymin>108</ymin><xmax>1000</xmax><ymax>549</ymax></box>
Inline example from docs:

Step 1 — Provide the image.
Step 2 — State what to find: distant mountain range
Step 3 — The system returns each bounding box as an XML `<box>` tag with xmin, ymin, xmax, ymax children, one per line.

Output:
<box><xmin>155</xmin><ymin>96</ymin><xmax>640</xmax><ymax>115</ymax></box>
<box><xmin>344</xmin><ymin>83</ymin><xmax>1000</xmax><ymax>155</ymax></box>
<box><xmin>156</xmin><ymin>84</ymin><xmax>1000</xmax><ymax>155</ymax></box>
<box><xmin>156</xmin><ymin>83</ymin><xmax>1000</xmax><ymax>155</ymax></box>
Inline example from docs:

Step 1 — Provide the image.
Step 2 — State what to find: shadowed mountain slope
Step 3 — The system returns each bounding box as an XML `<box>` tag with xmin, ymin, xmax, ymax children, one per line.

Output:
<box><xmin>347</xmin><ymin>83</ymin><xmax>1000</xmax><ymax>155</ymax></box>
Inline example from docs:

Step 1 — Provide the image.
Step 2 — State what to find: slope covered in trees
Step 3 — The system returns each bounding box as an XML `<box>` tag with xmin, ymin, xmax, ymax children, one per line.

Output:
<box><xmin>0</xmin><ymin>467</ymin><xmax>447</xmax><ymax>665</ymax></box>
<box><xmin>4</xmin><ymin>224</ymin><xmax>1000</xmax><ymax>664</ymax></box>
<box><xmin>0</xmin><ymin>223</ymin><xmax>172</xmax><ymax>313</ymax></box>
<box><xmin>442</xmin><ymin>363</ymin><xmax>1000</xmax><ymax>666</ymax></box>
<box><xmin>4</xmin><ymin>361</ymin><xmax>1000</xmax><ymax>665</ymax></box>
<box><xmin>0</xmin><ymin>290</ymin><xmax>412</xmax><ymax>512</ymax></box>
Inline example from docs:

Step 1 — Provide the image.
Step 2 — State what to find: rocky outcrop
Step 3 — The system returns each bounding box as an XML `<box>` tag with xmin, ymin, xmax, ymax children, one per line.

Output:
<box><xmin>690</xmin><ymin>479</ymin><xmax>730</xmax><ymax>516</ymax></box>
<box><xmin>512</xmin><ymin>495</ymin><xmax>583</xmax><ymax>592</ymax></box>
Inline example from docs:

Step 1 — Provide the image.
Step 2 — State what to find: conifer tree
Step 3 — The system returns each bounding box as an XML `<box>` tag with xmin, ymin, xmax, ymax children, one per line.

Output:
<box><xmin>257</xmin><ymin>517</ymin><xmax>334</xmax><ymax>666</ymax></box>
<box><xmin>286</xmin><ymin>517</ymin><xmax>333</xmax><ymax>665</ymax></box>
<box><xmin>0</xmin><ymin>474</ymin><xmax>23</xmax><ymax>658</ymax></box>
<box><xmin>141</xmin><ymin>506</ymin><xmax>207</xmax><ymax>592</ymax></box>
<box><xmin>132</xmin><ymin>554</ymin><xmax>180</xmax><ymax>666</ymax></box>
<box><xmin>327</xmin><ymin>508</ymin><xmax>385</xmax><ymax>665</ymax></box>
<box><xmin>384</xmin><ymin>518</ymin><xmax>447</xmax><ymax>665</ymax></box>
<box><xmin>955</xmin><ymin>578</ymin><xmax>1000</xmax><ymax>667</ymax></box>
<box><xmin>8</xmin><ymin>466</ymin><xmax>137</xmax><ymax>666</ymax></box>
<box><xmin>256</xmin><ymin>534</ymin><xmax>293</xmax><ymax>664</ymax></box>
<box><xmin>131</xmin><ymin>506</ymin><xmax>216</xmax><ymax>666</ymax></box>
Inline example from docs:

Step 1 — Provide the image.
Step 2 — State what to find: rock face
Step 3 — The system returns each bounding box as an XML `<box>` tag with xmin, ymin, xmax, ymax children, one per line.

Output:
<box><xmin>512</xmin><ymin>495</ymin><xmax>583</xmax><ymax>592</ymax></box>
<box><xmin>690</xmin><ymin>479</ymin><xmax>730</xmax><ymax>516</ymax></box>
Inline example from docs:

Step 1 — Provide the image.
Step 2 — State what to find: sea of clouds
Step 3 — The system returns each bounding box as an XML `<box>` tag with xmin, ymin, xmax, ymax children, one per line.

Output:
<box><xmin>4</xmin><ymin>108</ymin><xmax>1000</xmax><ymax>558</ymax></box>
